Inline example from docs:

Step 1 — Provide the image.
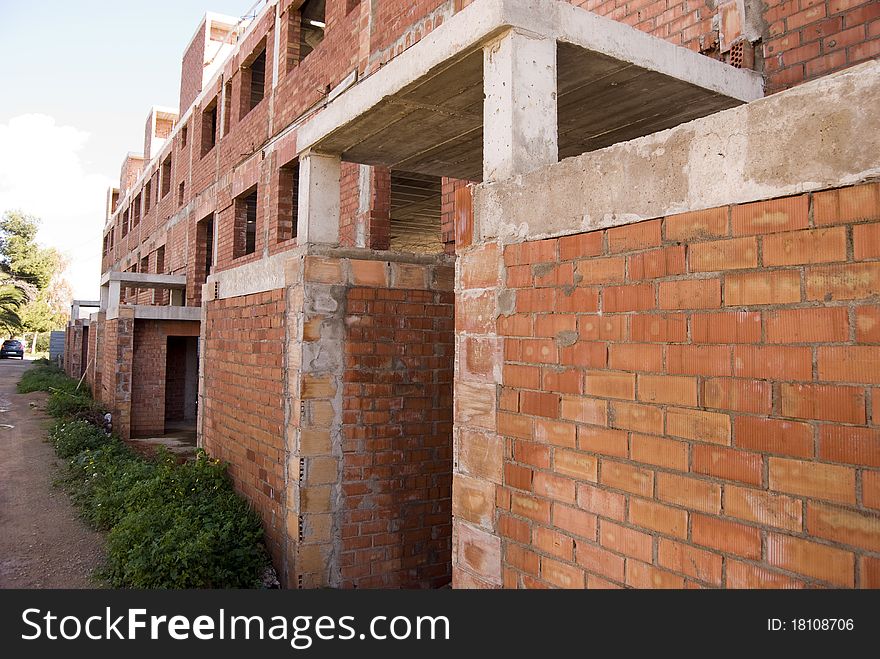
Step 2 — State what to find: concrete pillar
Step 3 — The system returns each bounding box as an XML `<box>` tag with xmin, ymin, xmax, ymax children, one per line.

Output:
<box><xmin>107</xmin><ymin>280</ymin><xmax>122</xmax><ymax>318</ymax></box>
<box><xmin>297</xmin><ymin>150</ymin><xmax>341</xmax><ymax>245</ymax></box>
<box><xmin>171</xmin><ymin>288</ymin><xmax>185</xmax><ymax>306</ymax></box>
<box><xmin>482</xmin><ymin>30</ymin><xmax>558</xmax><ymax>183</ymax></box>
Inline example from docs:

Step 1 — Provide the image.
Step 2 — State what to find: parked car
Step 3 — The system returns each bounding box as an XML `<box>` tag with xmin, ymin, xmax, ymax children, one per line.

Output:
<box><xmin>1</xmin><ymin>339</ymin><xmax>24</xmax><ymax>359</ymax></box>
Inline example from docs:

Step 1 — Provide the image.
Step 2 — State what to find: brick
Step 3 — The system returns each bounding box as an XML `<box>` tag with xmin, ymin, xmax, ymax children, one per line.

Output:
<box><xmin>781</xmin><ymin>383</ymin><xmax>866</xmax><ymax>424</ymax></box>
<box><xmin>628</xmin><ymin>497</ymin><xmax>688</xmax><ymax>539</ymax></box>
<box><xmin>731</xmin><ymin>195</ymin><xmax>809</xmax><ymax>235</ymax></box>
<box><xmin>692</xmin><ymin>311</ymin><xmax>761</xmax><ymax>344</ymax></box>
<box><xmin>656</xmin><ymin>472</ymin><xmax>722</xmax><ymax>514</ymax></box>
<box><xmin>498</xmin><ymin>513</ymin><xmax>531</xmax><ymax>543</ymax></box>
<box><xmin>767</xmin><ymin>534</ymin><xmax>854</xmax><ymax>587</ymax></box>
<box><xmin>350</xmin><ymin>259</ymin><xmax>388</xmax><ymax>286</ymax></box>
<box><xmin>520</xmin><ymin>390</ymin><xmax>560</xmax><ymax>418</ymax></box>
<box><xmin>694</xmin><ymin>445</ymin><xmax>763</xmax><ymax>485</ymax></box>
<box><xmin>498</xmin><ymin>412</ymin><xmax>534</xmax><ymax>439</ymax></box>
<box><xmin>513</xmin><ymin>441</ymin><xmax>551</xmax><ymax>469</ymax></box>
<box><xmin>603</xmin><ymin>283</ymin><xmax>655</xmax><ymax>312</ymax></box>
<box><xmin>766</xmin><ymin>307</ymin><xmax>849</xmax><ymax>343</ymax></box>
<box><xmin>764</xmin><ymin>227</ymin><xmax>847</xmax><ymax>265</ymax></box>
<box><xmin>630</xmin><ymin>433</ymin><xmax>689</xmax><ymax>471</ymax></box>
<box><xmin>559</xmin><ymin>232</ymin><xmax>603</xmax><ymax>261</ymax></box>
<box><xmin>498</xmin><ymin>313</ymin><xmax>532</xmax><ymax>337</ymax></box>
<box><xmin>818</xmin><ymin>424</ymin><xmax>880</xmax><ymax>467</ymax></box>
<box><xmin>658</xmin><ymin>539</ymin><xmax>722</xmax><ymax>585</ymax></box>
<box><xmin>304</xmin><ymin>256</ymin><xmax>343</xmax><ymax>283</ymax></box>
<box><xmin>577</xmin><ymin>483</ymin><xmax>626</xmax><ymax>520</ymax></box>
<box><xmin>463</xmin><ymin>335</ymin><xmax>498</xmax><ymax>380</ymax></box>
<box><xmin>725</xmin><ymin>270</ymin><xmax>801</xmax><ymax>306</ymax></box>
<box><xmin>818</xmin><ymin>346</ymin><xmax>880</xmax><ymax>384</ymax></box>
<box><xmin>768</xmin><ymin>457</ymin><xmax>856</xmax><ymax>504</ymax></box>
<box><xmin>726</xmin><ymin>560</ymin><xmax>805</xmax><ymax>589</ymax></box>
<box><xmin>504</xmin><ymin>364</ymin><xmax>540</xmax><ymax>389</ymax></box>
<box><xmin>504</xmin><ymin>239</ymin><xmax>557</xmax><ymax>266</ymax></box>
<box><xmin>813</xmin><ymin>183</ymin><xmax>880</xmax><ymax>225</ymax></box>
<box><xmin>691</xmin><ymin>514</ymin><xmax>762</xmax><ymax>559</ymax></box>
<box><xmin>575</xmin><ymin>257</ymin><xmax>626</xmax><ymax>284</ymax></box>
<box><xmin>534</xmin><ymin>262</ymin><xmax>574</xmax><ymax>288</ymax></box>
<box><xmin>553</xmin><ymin>504</ymin><xmax>598</xmax><ymax>540</ymax></box>
<box><xmin>584</xmin><ymin>370</ymin><xmax>636</xmax><ymax>399</ymax></box>
<box><xmin>863</xmin><ymin>470</ymin><xmax>880</xmax><ymax>510</ymax></box>
<box><xmin>457</xmin><ymin>290</ymin><xmax>496</xmax><ymax>333</ymax></box>
<box><xmin>607</xmin><ymin>219</ymin><xmax>661</xmax><ymax>253</ymax></box>
<box><xmin>506</xmin><ymin>543</ymin><xmax>540</xmax><ymax>575</ymax></box>
<box><xmin>631</xmin><ymin>313</ymin><xmax>687</xmax><ymax>342</ymax></box>
<box><xmin>460</xmin><ymin>243</ymin><xmax>499</xmax><ymax>288</ymax></box>
<box><xmin>455</xmin><ymin>381</ymin><xmax>496</xmax><ymax>429</ymax></box>
<box><xmin>703</xmin><ymin>378</ymin><xmax>772</xmax><ymax>414</ymax></box>
<box><xmin>805</xmin><ymin>263</ymin><xmax>880</xmax><ymax>301</ymax></box>
<box><xmin>637</xmin><ymin>374</ymin><xmax>697</xmax><ymax>406</ymax></box>
<box><xmin>807</xmin><ymin>502</ymin><xmax>880</xmax><ymax>552</ymax></box>
<box><xmin>733</xmin><ymin>345</ymin><xmax>812</xmax><ymax>381</ymax></box>
<box><xmin>458</xmin><ymin>429</ymin><xmax>503</xmax><ymax>483</ymax></box>
<box><xmin>608</xmin><ymin>344</ymin><xmax>662</xmax><ymax>373</ymax></box>
<box><xmin>854</xmin><ymin>222</ymin><xmax>880</xmax><ymax>260</ymax></box>
<box><xmin>600</xmin><ymin>459</ymin><xmax>655</xmax><ymax>497</ymax></box>
<box><xmin>734</xmin><ymin>417</ymin><xmax>815</xmax><ymax>458</ymax></box>
<box><xmin>533</xmin><ymin>313</ymin><xmax>577</xmax><ymax>337</ymax></box>
<box><xmin>625</xmin><ymin>560</ymin><xmax>685</xmax><ymax>589</ymax></box>
<box><xmin>560</xmin><ymin>396</ymin><xmax>607</xmax><ymax>425</ymax></box>
<box><xmin>725</xmin><ymin>485</ymin><xmax>803</xmax><ymax>532</ymax></box>
<box><xmin>577</xmin><ymin>426</ymin><xmax>629</xmax><ymax>457</ymax></box>
<box><xmin>599</xmin><ymin>521</ymin><xmax>653</xmax><ymax>562</ymax></box>
<box><xmin>578</xmin><ymin>314</ymin><xmax>627</xmax><ymax>341</ymax></box>
<box><xmin>856</xmin><ymin>306</ymin><xmax>880</xmax><ymax>343</ymax></box>
<box><xmin>667</xmin><ymin>345</ymin><xmax>731</xmax><ymax>377</ymax></box>
<box><xmin>860</xmin><ymin>556</ymin><xmax>880</xmax><ymax>588</ymax></box>
<box><xmin>554</xmin><ymin>450</ymin><xmax>599</xmax><ymax>483</ymax></box>
<box><xmin>559</xmin><ymin>341</ymin><xmax>607</xmax><ymax>368</ymax></box>
<box><xmin>534</xmin><ymin>526</ymin><xmax>574</xmax><ymax>560</ymax></box>
<box><xmin>452</xmin><ymin>474</ymin><xmax>495</xmax><ymax>528</ymax></box>
<box><xmin>610</xmin><ymin>401</ymin><xmax>664</xmax><ymax>434</ymax></box>
<box><xmin>628</xmin><ymin>245</ymin><xmax>686</xmax><ymax>280</ymax></box>
<box><xmin>658</xmin><ymin>278</ymin><xmax>721</xmax><ymax>309</ymax></box>
<box><xmin>510</xmin><ymin>492</ymin><xmax>552</xmax><ymax>524</ymax></box>
<box><xmin>555</xmin><ymin>287</ymin><xmax>600</xmax><ymax>313</ymax></box>
<box><xmin>541</xmin><ymin>557</ymin><xmax>585</xmax><ymax>589</ymax></box>
<box><xmin>666</xmin><ymin>407</ymin><xmax>731</xmax><ymax>444</ymax></box>
<box><xmin>574</xmin><ymin>541</ymin><xmax>625</xmax><ymax>582</ymax></box>
<box><xmin>516</xmin><ymin>288</ymin><xmax>557</xmax><ymax>313</ymax></box>
<box><xmin>690</xmin><ymin>237</ymin><xmax>758</xmax><ymax>271</ymax></box>
<box><xmin>664</xmin><ymin>207</ymin><xmax>728</xmax><ymax>241</ymax></box>
<box><xmin>519</xmin><ymin>338</ymin><xmax>557</xmax><ymax>364</ymax></box>
<box><xmin>534</xmin><ymin>418</ymin><xmax>577</xmax><ymax>448</ymax></box>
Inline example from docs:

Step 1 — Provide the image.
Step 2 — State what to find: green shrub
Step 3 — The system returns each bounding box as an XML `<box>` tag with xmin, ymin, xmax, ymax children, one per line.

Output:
<box><xmin>17</xmin><ymin>361</ymin><xmax>77</xmax><ymax>394</ymax></box>
<box><xmin>35</xmin><ymin>370</ymin><xmax>270</xmax><ymax>589</ymax></box>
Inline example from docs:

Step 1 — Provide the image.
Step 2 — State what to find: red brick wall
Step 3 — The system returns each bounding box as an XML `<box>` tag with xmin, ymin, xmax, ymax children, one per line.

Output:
<box><xmin>763</xmin><ymin>0</ymin><xmax>880</xmax><ymax>92</ymax></box>
<box><xmin>202</xmin><ymin>290</ymin><xmax>287</xmax><ymax>568</ymax></box>
<box><xmin>340</xmin><ymin>284</ymin><xmax>455</xmax><ymax>587</ymax></box>
<box><xmin>490</xmin><ymin>181</ymin><xmax>880</xmax><ymax>588</ymax></box>
<box><xmin>130</xmin><ymin>320</ymin><xmax>200</xmax><ymax>438</ymax></box>
<box><xmin>180</xmin><ymin>21</ymin><xmax>207</xmax><ymax>114</ymax></box>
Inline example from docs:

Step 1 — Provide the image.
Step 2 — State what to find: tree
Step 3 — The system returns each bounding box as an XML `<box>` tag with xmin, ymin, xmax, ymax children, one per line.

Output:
<box><xmin>0</xmin><ymin>210</ymin><xmax>70</xmax><ymax>341</ymax></box>
<box><xmin>0</xmin><ymin>210</ymin><xmax>61</xmax><ymax>289</ymax></box>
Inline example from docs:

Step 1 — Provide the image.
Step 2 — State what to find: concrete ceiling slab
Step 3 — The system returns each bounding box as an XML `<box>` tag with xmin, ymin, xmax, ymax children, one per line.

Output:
<box><xmin>297</xmin><ymin>0</ymin><xmax>763</xmax><ymax>182</ymax></box>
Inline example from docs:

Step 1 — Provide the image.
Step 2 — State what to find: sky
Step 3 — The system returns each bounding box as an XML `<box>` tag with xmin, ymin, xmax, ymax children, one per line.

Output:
<box><xmin>0</xmin><ymin>0</ymin><xmax>253</xmax><ymax>299</ymax></box>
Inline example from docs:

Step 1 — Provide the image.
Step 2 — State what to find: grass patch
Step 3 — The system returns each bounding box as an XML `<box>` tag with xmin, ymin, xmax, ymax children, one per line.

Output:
<box><xmin>25</xmin><ymin>362</ymin><xmax>270</xmax><ymax>588</ymax></box>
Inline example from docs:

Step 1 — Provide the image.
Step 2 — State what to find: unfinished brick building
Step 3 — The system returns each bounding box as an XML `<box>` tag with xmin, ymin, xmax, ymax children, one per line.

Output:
<box><xmin>74</xmin><ymin>0</ymin><xmax>880</xmax><ymax>588</ymax></box>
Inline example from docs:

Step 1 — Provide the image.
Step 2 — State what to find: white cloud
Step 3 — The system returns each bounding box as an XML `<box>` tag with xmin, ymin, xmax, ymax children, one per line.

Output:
<box><xmin>0</xmin><ymin>114</ymin><xmax>112</xmax><ymax>299</ymax></box>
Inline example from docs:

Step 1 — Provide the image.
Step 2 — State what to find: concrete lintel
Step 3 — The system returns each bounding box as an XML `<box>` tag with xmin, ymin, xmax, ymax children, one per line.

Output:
<box><xmin>131</xmin><ymin>305</ymin><xmax>201</xmax><ymax>322</ymax></box>
<box><xmin>295</xmin><ymin>0</ymin><xmax>762</xmax><ymax>156</ymax></box>
<box><xmin>207</xmin><ymin>248</ymin><xmax>302</xmax><ymax>300</ymax></box>
<box><xmin>100</xmin><ymin>270</ymin><xmax>187</xmax><ymax>290</ymax></box>
<box><xmin>474</xmin><ymin>60</ymin><xmax>880</xmax><ymax>243</ymax></box>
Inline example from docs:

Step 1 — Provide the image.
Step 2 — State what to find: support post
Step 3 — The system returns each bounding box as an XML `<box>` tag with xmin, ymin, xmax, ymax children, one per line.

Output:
<box><xmin>297</xmin><ymin>150</ymin><xmax>342</xmax><ymax>245</ymax></box>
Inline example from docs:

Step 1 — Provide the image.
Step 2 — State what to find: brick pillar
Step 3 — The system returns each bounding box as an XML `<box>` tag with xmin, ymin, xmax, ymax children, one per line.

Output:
<box><xmin>102</xmin><ymin>309</ymin><xmax>135</xmax><ymax>440</ymax></box>
<box><xmin>452</xmin><ymin>239</ymin><xmax>505</xmax><ymax>587</ymax></box>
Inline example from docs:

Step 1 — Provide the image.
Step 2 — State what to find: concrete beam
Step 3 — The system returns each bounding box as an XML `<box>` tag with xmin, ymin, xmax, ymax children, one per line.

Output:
<box><xmin>100</xmin><ymin>270</ymin><xmax>187</xmax><ymax>290</ymax></box>
<box><xmin>297</xmin><ymin>151</ymin><xmax>342</xmax><ymax>245</ymax></box>
<box><xmin>483</xmin><ymin>30</ymin><xmax>557</xmax><ymax>182</ymax></box>
<box><xmin>131</xmin><ymin>305</ymin><xmax>201</xmax><ymax>322</ymax></box>
<box><xmin>474</xmin><ymin>60</ymin><xmax>880</xmax><ymax>242</ymax></box>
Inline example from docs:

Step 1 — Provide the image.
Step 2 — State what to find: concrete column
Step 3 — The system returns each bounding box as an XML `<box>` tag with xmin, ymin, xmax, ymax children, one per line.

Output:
<box><xmin>107</xmin><ymin>280</ymin><xmax>122</xmax><ymax>318</ymax></box>
<box><xmin>482</xmin><ymin>30</ymin><xmax>558</xmax><ymax>183</ymax></box>
<box><xmin>297</xmin><ymin>150</ymin><xmax>341</xmax><ymax>245</ymax></box>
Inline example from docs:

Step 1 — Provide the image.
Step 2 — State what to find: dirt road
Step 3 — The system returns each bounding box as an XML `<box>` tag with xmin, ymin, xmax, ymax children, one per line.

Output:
<box><xmin>0</xmin><ymin>359</ymin><xmax>105</xmax><ymax>588</ymax></box>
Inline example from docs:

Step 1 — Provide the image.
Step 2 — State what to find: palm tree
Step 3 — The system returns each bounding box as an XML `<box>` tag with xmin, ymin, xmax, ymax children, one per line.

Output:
<box><xmin>0</xmin><ymin>276</ymin><xmax>31</xmax><ymax>338</ymax></box>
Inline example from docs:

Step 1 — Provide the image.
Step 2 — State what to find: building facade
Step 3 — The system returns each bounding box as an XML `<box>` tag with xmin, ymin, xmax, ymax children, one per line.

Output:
<box><xmin>69</xmin><ymin>0</ymin><xmax>880</xmax><ymax>588</ymax></box>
